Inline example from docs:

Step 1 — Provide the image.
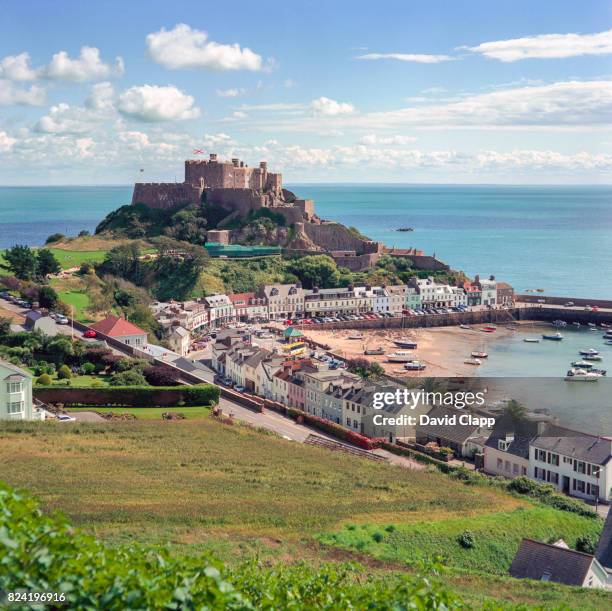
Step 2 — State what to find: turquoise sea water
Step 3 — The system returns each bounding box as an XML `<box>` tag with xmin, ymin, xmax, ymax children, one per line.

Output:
<box><xmin>1</xmin><ymin>184</ymin><xmax>611</xmax><ymax>298</ymax></box>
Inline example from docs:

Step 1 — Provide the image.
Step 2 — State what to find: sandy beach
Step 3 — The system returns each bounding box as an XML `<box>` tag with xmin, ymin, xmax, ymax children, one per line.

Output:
<box><xmin>302</xmin><ymin>324</ymin><xmax>519</xmax><ymax>378</ymax></box>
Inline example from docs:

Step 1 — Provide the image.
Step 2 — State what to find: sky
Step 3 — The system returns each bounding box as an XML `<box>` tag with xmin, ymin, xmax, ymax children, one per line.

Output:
<box><xmin>0</xmin><ymin>0</ymin><xmax>611</xmax><ymax>185</ymax></box>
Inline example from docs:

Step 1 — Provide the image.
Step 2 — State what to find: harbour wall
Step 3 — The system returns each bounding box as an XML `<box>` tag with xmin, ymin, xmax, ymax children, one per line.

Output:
<box><xmin>517</xmin><ymin>294</ymin><xmax>612</xmax><ymax>309</ymax></box>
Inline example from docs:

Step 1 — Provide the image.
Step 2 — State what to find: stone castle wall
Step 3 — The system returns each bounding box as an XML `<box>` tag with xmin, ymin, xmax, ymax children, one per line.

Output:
<box><xmin>132</xmin><ymin>182</ymin><xmax>202</xmax><ymax>210</ymax></box>
<box><xmin>185</xmin><ymin>159</ymin><xmax>282</xmax><ymax>194</ymax></box>
<box><xmin>302</xmin><ymin>222</ymin><xmax>382</xmax><ymax>255</ymax></box>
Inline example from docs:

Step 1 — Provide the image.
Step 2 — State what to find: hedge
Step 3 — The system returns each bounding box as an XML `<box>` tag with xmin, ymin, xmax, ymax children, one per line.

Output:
<box><xmin>33</xmin><ymin>384</ymin><xmax>220</xmax><ymax>408</ymax></box>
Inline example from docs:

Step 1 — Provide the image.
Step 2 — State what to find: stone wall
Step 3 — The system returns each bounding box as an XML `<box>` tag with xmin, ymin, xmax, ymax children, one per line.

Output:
<box><xmin>302</xmin><ymin>222</ymin><xmax>382</xmax><ymax>255</ymax></box>
<box><xmin>517</xmin><ymin>294</ymin><xmax>612</xmax><ymax>309</ymax></box>
<box><xmin>206</xmin><ymin>188</ymin><xmax>267</xmax><ymax>217</ymax></box>
<box><xmin>132</xmin><ymin>182</ymin><xmax>202</xmax><ymax>209</ymax></box>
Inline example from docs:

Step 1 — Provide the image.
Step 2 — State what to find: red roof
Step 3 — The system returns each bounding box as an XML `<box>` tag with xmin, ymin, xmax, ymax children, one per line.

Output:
<box><xmin>229</xmin><ymin>292</ymin><xmax>256</xmax><ymax>308</ymax></box>
<box><xmin>90</xmin><ymin>315</ymin><xmax>147</xmax><ymax>338</ymax></box>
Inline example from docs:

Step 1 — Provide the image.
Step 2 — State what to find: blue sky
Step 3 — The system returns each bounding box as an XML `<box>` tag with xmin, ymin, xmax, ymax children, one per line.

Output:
<box><xmin>0</xmin><ymin>0</ymin><xmax>611</xmax><ymax>184</ymax></box>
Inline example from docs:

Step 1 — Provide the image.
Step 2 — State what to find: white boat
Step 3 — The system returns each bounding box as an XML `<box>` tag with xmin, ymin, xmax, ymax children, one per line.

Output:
<box><xmin>584</xmin><ymin>354</ymin><xmax>603</xmax><ymax>361</ymax></box>
<box><xmin>572</xmin><ymin>322</ymin><xmax>581</xmax><ymax>327</ymax></box>
<box><xmin>386</xmin><ymin>351</ymin><xmax>418</xmax><ymax>363</ymax></box>
<box><xmin>571</xmin><ymin>360</ymin><xmax>593</xmax><ymax>369</ymax></box>
<box><xmin>348</xmin><ymin>333</ymin><xmax>364</xmax><ymax>340</ymax></box>
<box><xmin>471</xmin><ymin>351</ymin><xmax>488</xmax><ymax>358</ymax></box>
<box><xmin>524</xmin><ymin>338</ymin><xmax>540</xmax><ymax>343</ymax></box>
<box><xmin>579</xmin><ymin>348</ymin><xmax>599</xmax><ymax>356</ymax></box>
<box><xmin>552</xmin><ymin>320</ymin><xmax>567</xmax><ymax>328</ymax></box>
<box><xmin>464</xmin><ymin>358</ymin><xmax>482</xmax><ymax>366</ymax></box>
<box><xmin>565</xmin><ymin>368</ymin><xmax>602</xmax><ymax>382</ymax></box>
<box><xmin>542</xmin><ymin>333</ymin><xmax>564</xmax><ymax>341</ymax></box>
<box><xmin>460</xmin><ymin>324</ymin><xmax>471</xmax><ymax>330</ymax></box>
<box><xmin>404</xmin><ymin>360</ymin><xmax>426</xmax><ymax>371</ymax></box>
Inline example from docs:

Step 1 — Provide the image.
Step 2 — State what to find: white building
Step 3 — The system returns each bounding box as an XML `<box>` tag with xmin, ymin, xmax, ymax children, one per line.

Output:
<box><xmin>1</xmin><ymin>360</ymin><xmax>44</xmax><ymax>421</ymax></box>
<box><xmin>450</xmin><ymin>287</ymin><xmax>468</xmax><ymax>308</ymax></box>
<box><xmin>405</xmin><ymin>285</ymin><xmax>421</xmax><ymax>310</ymax></box>
<box><xmin>168</xmin><ymin>325</ymin><xmax>190</xmax><ymax>356</ymax></box>
<box><xmin>411</xmin><ymin>277</ymin><xmax>454</xmax><ymax>308</ymax></box>
<box><xmin>261</xmin><ymin>284</ymin><xmax>304</xmax><ymax>320</ymax></box>
<box><xmin>204</xmin><ymin>294</ymin><xmax>235</xmax><ymax>328</ymax></box>
<box><xmin>386</xmin><ymin>285</ymin><xmax>407</xmax><ymax>315</ymax></box>
<box><xmin>477</xmin><ymin>275</ymin><xmax>497</xmax><ymax>306</ymax></box>
<box><xmin>528</xmin><ymin>426</ymin><xmax>612</xmax><ymax>503</ymax></box>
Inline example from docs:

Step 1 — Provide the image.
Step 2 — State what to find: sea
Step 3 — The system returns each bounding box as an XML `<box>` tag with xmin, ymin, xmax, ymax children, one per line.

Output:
<box><xmin>1</xmin><ymin>183</ymin><xmax>610</xmax><ymax>298</ymax></box>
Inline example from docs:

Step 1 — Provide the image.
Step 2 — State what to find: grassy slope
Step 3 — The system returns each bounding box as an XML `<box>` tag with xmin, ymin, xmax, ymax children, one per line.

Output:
<box><xmin>0</xmin><ymin>418</ymin><xmax>609</xmax><ymax>608</ymax></box>
<box><xmin>318</xmin><ymin>507</ymin><xmax>600</xmax><ymax>575</ymax></box>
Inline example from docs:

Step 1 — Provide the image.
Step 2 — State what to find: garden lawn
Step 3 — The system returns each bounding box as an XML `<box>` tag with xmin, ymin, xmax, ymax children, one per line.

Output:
<box><xmin>65</xmin><ymin>406</ymin><xmax>211</xmax><ymax>419</ymax></box>
<box><xmin>318</xmin><ymin>506</ymin><xmax>601</xmax><ymax>575</ymax></box>
<box><xmin>54</xmin><ymin>288</ymin><xmax>91</xmax><ymax>321</ymax></box>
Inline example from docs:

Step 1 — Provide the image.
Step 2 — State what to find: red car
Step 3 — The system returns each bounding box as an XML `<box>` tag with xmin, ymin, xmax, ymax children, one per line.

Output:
<box><xmin>83</xmin><ymin>330</ymin><xmax>97</xmax><ymax>338</ymax></box>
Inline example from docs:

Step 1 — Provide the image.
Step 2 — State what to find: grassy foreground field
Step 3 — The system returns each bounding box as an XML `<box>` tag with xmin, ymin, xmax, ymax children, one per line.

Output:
<box><xmin>0</xmin><ymin>418</ymin><xmax>609</xmax><ymax>608</ymax></box>
<box><xmin>65</xmin><ymin>406</ymin><xmax>211</xmax><ymax>419</ymax></box>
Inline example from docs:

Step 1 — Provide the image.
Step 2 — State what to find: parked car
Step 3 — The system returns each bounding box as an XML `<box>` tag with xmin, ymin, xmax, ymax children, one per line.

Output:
<box><xmin>56</xmin><ymin>315</ymin><xmax>69</xmax><ymax>324</ymax></box>
<box><xmin>56</xmin><ymin>414</ymin><xmax>76</xmax><ymax>423</ymax></box>
<box><xmin>83</xmin><ymin>330</ymin><xmax>97</xmax><ymax>338</ymax></box>
<box><xmin>234</xmin><ymin>385</ymin><xmax>245</xmax><ymax>393</ymax></box>
<box><xmin>565</xmin><ymin>301</ymin><xmax>574</xmax><ymax>306</ymax></box>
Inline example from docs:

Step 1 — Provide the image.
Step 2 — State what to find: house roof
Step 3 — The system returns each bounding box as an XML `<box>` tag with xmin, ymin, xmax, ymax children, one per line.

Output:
<box><xmin>90</xmin><ymin>315</ymin><xmax>147</xmax><ymax>338</ymax></box>
<box><xmin>509</xmin><ymin>539</ymin><xmax>595</xmax><ymax>586</ymax></box>
<box><xmin>531</xmin><ymin>424</ymin><xmax>612</xmax><ymax>466</ymax></box>
<box><xmin>595</xmin><ymin>509</ymin><xmax>612</xmax><ymax>570</ymax></box>
<box><xmin>229</xmin><ymin>292</ymin><xmax>257</xmax><ymax>307</ymax></box>
<box><xmin>283</xmin><ymin>326</ymin><xmax>303</xmax><ymax>338</ymax></box>
<box><xmin>171</xmin><ymin>326</ymin><xmax>189</xmax><ymax>337</ymax></box>
<box><xmin>0</xmin><ymin>358</ymin><xmax>31</xmax><ymax>379</ymax></box>
<box><xmin>416</xmin><ymin>406</ymin><xmax>483</xmax><ymax>445</ymax></box>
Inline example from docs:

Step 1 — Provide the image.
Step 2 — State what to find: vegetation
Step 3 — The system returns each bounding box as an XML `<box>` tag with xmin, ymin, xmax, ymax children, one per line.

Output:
<box><xmin>318</xmin><ymin>507</ymin><xmax>601</xmax><ymax>575</ymax></box>
<box><xmin>0</xmin><ymin>245</ymin><xmax>61</xmax><ymax>281</ymax></box>
<box><xmin>0</xmin><ymin>420</ymin><xmax>609</xmax><ymax>608</ymax></box>
<box><xmin>66</xmin><ymin>406</ymin><xmax>212</xmax><ymax>420</ymax></box>
<box><xmin>346</xmin><ymin>357</ymin><xmax>385</xmax><ymax>379</ymax></box>
<box><xmin>0</xmin><ymin>481</ymin><xmax>462</xmax><ymax>610</ymax></box>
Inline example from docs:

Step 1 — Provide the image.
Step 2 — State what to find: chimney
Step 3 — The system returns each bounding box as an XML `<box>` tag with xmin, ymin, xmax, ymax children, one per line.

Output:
<box><xmin>232</xmin><ymin>158</ymin><xmax>239</xmax><ymax>167</ymax></box>
<box><xmin>209</xmin><ymin>153</ymin><xmax>217</xmax><ymax>162</ymax></box>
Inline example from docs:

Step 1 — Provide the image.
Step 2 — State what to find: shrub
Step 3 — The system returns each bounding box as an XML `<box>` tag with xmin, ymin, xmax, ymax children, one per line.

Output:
<box><xmin>36</xmin><ymin>373</ymin><xmax>52</xmax><ymax>385</ymax></box>
<box><xmin>372</xmin><ymin>532</ymin><xmax>384</xmax><ymax>543</ymax></box>
<box><xmin>81</xmin><ymin>362</ymin><xmax>96</xmax><ymax>375</ymax></box>
<box><xmin>385</xmin><ymin>525</ymin><xmax>396</xmax><ymax>533</ymax></box>
<box><xmin>458</xmin><ymin>531</ymin><xmax>475</xmax><ymax>549</ymax></box>
<box><xmin>109</xmin><ymin>369</ymin><xmax>147</xmax><ymax>387</ymax></box>
<box><xmin>576</xmin><ymin>534</ymin><xmax>597</xmax><ymax>554</ymax></box>
<box><xmin>45</xmin><ymin>232</ymin><xmax>65</xmax><ymax>244</ymax></box>
<box><xmin>57</xmin><ymin>364</ymin><xmax>72</xmax><ymax>380</ymax></box>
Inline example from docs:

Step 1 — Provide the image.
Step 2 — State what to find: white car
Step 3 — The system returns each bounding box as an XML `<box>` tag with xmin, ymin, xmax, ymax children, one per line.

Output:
<box><xmin>56</xmin><ymin>315</ymin><xmax>69</xmax><ymax>324</ymax></box>
<box><xmin>56</xmin><ymin>414</ymin><xmax>76</xmax><ymax>422</ymax></box>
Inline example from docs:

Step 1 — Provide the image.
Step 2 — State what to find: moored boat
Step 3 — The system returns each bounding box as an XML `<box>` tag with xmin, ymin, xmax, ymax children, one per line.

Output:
<box><xmin>386</xmin><ymin>351</ymin><xmax>418</xmax><ymax>363</ymax></box>
<box><xmin>348</xmin><ymin>333</ymin><xmax>364</xmax><ymax>340</ymax></box>
<box><xmin>364</xmin><ymin>347</ymin><xmax>385</xmax><ymax>355</ymax></box>
<box><xmin>464</xmin><ymin>358</ymin><xmax>482</xmax><ymax>365</ymax></box>
<box><xmin>404</xmin><ymin>360</ymin><xmax>426</xmax><ymax>371</ymax></box>
<box><xmin>471</xmin><ymin>351</ymin><xmax>488</xmax><ymax>358</ymax></box>
<box><xmin>584</xmin><ymin>354</ymin><xmax>603</xmax><ymax>361</ymax></box>
<box><xmin>393</xmin><ymin>338</ymin><xmax>417</xmax><ymax>349</ymax></box>
<box><xmin>571</xmin><ymin>360</ymin><xmax>593</xmax><ymax>368</ymax></box>
<box><xmin>552</xmin><ymin>320</ymin><xmax>567</xmax><ymax>328</ymax></box>
<box><xmin>565</xmin><ymin>368</ymin><xmax>602</xmax><ymax>382</ymax></box>
<box><xmin>543</xmin><ymin>333</ymin><xmax>564</xmax><ymax>341</ymax></box>
<box><xmin>524</xmin><ymin>338</ymin><xmax>540</xmax><ymax>343</ymax></box>
<box><xmin>579</xmin><ymin>348</ymin><xmax>599</xmax><ymax>356</ymax></box>
<box><xmin>460</xmin><ymin>324</ymin><xmax>471</xmax><ymax>330</ymax></box>
<box><xmin>572</xmin><ymin>322</ymin><xmax>581</xmax><ymax>327</ymax></box>
<box><xmin>481</xmin><ymin>326</ymin><xmax>497</xmax><ymax>333</ymax></box>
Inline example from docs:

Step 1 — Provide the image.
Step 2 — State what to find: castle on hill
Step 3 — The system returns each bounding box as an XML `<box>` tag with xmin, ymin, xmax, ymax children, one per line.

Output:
<box><xmin>132</xmin><ymin>153</ymin><xmax>315</xmax><ymax>225</ymax></box>
<box><xmin>131</xmin><ymin>153</ymin><xmax>441</xmax><ymax>272</ymax></box>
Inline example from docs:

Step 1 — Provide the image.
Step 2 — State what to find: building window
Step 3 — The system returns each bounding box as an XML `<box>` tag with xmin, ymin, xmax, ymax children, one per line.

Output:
<box><xmin>7</xmin><ymin>381</ymin><xmax>22</xmax><ymax>393</ymax></box>
<box><xmin>497</xmin><ymin>458</ymin><xmax>503</xmax><ymax>469</ymax></box>
<box><xmin>8</xmin><ymin>401</ymin><xmax>23</xmax><ymax>414</ymax></box>
<box><xmin>535</xmin><ymin>449</ymin><xmax>547</xmax><ymax>462</ymax></box>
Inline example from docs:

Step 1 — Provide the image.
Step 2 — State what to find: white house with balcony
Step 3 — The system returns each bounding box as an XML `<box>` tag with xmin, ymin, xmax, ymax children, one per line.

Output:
<box><xmin>1</xmin><ymin>359</ymin><xmax>44</xmax><ymax>421</ymax></box>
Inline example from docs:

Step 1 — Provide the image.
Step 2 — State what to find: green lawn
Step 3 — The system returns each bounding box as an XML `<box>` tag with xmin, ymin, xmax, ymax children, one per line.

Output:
<box><xmin>37</xmin><ymin>374</ymin><xmax>111</xmax><ymax>387</ymax></box>
<box><xmin>65</xmin><ymin>406</ymin><xmax>211</xmax><ymax>419</ymax></box>
<box><xmin>54</xmin><ymin>288</ymin><xmax>91</xmax><ymax>321</ymax></box>
<box><xmin>47</xmin><ymin>248</ymin><xmax>108</xmax><ymax>269</ymax></box>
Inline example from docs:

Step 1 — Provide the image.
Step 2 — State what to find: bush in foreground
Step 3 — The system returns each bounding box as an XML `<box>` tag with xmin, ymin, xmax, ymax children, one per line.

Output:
<box><xmin>0</xmin><ymin>482</ymin><xmax>461</xmax><ymax>609</ymax></box>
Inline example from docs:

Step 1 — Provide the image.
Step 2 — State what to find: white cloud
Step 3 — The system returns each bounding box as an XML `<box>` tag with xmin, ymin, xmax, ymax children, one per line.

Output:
<box><xmin>311</xmin><ymin>96</ymin><xmax>355</xmax><ymax>116</ymax></box>
<box><xmin>356</xmin><ymin>53</ymin><xmax>454</xmax><ymax>63</ymax></box>
<box><xmin>359</xmin><ymin>134</ymin><xmax>417</xmax><ymax>145</ymax></box>
<box><xmin>44</xmin><ymin>46</ymin><xmax>124</xmax><ymax>81</ymax></box>
<box><xmin>216</xmin><ymin>88</ymin><xmax>245</xmax><ymax>98</ymax></box>
<box><xmin>35</xmin><ymin>102</ymin><xmax>94</xmax><ymax>134</ymax></box>
<box><xmin>465</xmin><ymin>28</ymin><xmax>612</xmax><ymax>62</ymax></box>
<box><xmin>0</xmin><ymin>52</ymin><xmax>38</xmax><ymax>80</ymax></box>
<box><xmin>75</xmin><ymin>137</ymin><xmax>95</xmax><ymax>158</ymax></box>
<box><xmin>202</xmin><ymin>132</ymin><xmax>235</xmax><ymax>147</ymax></box>
<box><xmin>146</xmin><ymin>24</ymin><xmax>263</xmax><ymax>71</ymax></box>
<box><xmin>118</xmin><ymin>85</ymin><xmax>200</xmax><ymax>122</ymax></box>
<box><xmin>0</xmin><ymin>80</ymin><xmax>45</xmax><ymax>106</ymax></box>
<box><xmin>221</xmin><ymin>110</ymin><xmax>248</xmax><ymax>122</ymax></box>
<box><xmin>0</xmin><ymin>131</ymin><xmax>16</xmax><ymax>152</ymax></box>
<box><xmin>85</xmin><ymin>82</ymin><xmax>115</xmax><ymax>111</ymax></box>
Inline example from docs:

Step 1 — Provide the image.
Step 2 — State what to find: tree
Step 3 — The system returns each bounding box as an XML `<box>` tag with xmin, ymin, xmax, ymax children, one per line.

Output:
<box><xmin>1</xmin><ymin>245</ymin><xmax>38</xmax><ymax>280</ymax></box>
<box><xmin>346</xmin><ymin>358</ymin><xmax>384</xmax><ymax>379</ymax></box>
<box><xmin>0</xmin><ymin>317</ymin><xmax>11</xmax><ymax>339</ymax></box>
<box><xmin>289</xmin><ymin>255</ymin><xmax>340</xmax><ymax>289</ymax></box>
<box><xmin>45</xmin><ymin>233</ymin><xmax>65</xmax><ymax>244</ymax></box>
<box><xmin>505</xmin><ymin>399</ymin><xmax>527</xmax><ymax>423</ymax></box>
<box><xmin>143</xmin><ymin>365</ymin><xmax>180</xmax><ymax>386</ymax></box>
<box><xmin>37</xmin><ymin>249</ymin><xmax>61</xmax><ymax>277</ymax></box>
<box><xmin>38</xmin><ymin>286</ymin><xmax>59</xmax><ymax>309</ymax></box>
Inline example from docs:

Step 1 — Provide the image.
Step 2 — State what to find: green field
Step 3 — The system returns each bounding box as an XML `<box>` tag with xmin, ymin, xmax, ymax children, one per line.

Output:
<box><xmin>66</xmin><ymin>406</ymin><xmax>211</xmax><ymax>419</ymax></box>
<box><xmin>47</xmin><ymin>248</ymin><xmax>108</xmax><ymax>269</ymax></box>
<box><xmin>0</xmin><ymin>418</ymin><xmax>609</xmax><ymax>608</ymax></box>
<box><xmin>53</xmin><ymin>287</ymin><xmax>91</xmax><ymax>320</ymax></box>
